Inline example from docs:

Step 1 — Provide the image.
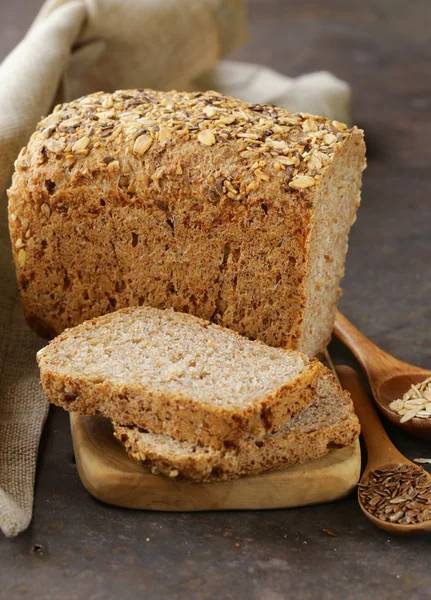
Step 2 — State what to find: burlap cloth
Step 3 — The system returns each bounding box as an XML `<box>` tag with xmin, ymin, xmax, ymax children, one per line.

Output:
<box><xmin>0</xmin><ymin>0</ymin><xmax>350</xmax><ymax>537</ymax></box>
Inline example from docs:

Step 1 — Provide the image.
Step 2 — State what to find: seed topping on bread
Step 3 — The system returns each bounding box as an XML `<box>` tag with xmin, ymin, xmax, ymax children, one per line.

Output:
<box><xmin>9</xmin><ymin>89</ymin><xmax>365</xmax><ymax>351</ymax></box>
<box><xmin>16</xmin><ymin>89</ymin><xmax>353</xmax><ymax>203</ymax></box>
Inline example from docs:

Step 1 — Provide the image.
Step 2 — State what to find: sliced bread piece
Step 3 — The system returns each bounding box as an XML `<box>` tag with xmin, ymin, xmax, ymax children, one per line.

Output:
<box><xmin>113</xmin><ymin>371</ymin><xmax>360</xmax><ymax>482</ymax></box>
<box><xmin>37</xmin><ymin>306</ymin><xmax>324</xmax><ymax>449</ymax></box>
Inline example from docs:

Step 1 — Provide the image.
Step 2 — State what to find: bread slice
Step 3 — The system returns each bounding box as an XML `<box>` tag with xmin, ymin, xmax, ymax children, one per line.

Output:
<box><xmin>113</xmin><ymin>371</ymin><xmax>360</xmax><ymax>482</ymax></box>
<box><xmin>37</xmin><ymin>306</ymin><xmax>325</xmax><ymax>449</ymax></box>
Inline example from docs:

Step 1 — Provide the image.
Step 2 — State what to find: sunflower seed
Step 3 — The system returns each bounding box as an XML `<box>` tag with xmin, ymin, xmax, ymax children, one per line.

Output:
<box><xmin>71</xmin><ymin>136</ymin><xmax>90</xmax><ymax>154</ymax></box>
<box><xmin>198</xmin><ymin>130</ymin><xmax>216</xmax><ymax>146</ymax></box>
<box><xmin>289</xmin><ymin>175</ymin><xmax>315</xmax><ymax>189</ymax></box>
<box><xmin>133</xmin><ymin>134</ymin><xmax>153</xmax><ymax>155</ymax></box>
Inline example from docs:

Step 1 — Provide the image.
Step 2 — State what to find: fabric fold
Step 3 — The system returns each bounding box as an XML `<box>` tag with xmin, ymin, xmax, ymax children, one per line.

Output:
<box><xmin>0</xmin><ymin>0</ymin><xmax>350</xmax><ymax>537</ymax></box>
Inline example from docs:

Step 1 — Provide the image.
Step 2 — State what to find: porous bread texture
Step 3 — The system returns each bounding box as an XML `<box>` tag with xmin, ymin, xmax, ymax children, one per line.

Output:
<box><xmin>8</xmin><ymin>89</ymin><xmax>366</xmax><ymax>355</ymax></box>
<box><xmin>37</xmin><ymin>306</ymin><xmax>324</xmax><ymax>449</ymax></box>
<box><xmin>301</xmin><ymin>137</ymin><xmax>364</xmax><ymax>355</ymax></box>
<box><xmin>114</xmin><ymin>371</ymin><xmax>360</xmax><ymax>482</ymax></box>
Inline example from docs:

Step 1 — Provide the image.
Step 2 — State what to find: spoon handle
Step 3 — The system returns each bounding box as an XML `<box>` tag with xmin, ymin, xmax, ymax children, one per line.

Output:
<box><xmin>336</xmin><ymin>366</ymin><xmax>404</xmax><ymax>468</ymax></box>
<box><xmin>334</xmin><ymin>310</ymin><xmax>400</xmax><ymax>387</ymax></box>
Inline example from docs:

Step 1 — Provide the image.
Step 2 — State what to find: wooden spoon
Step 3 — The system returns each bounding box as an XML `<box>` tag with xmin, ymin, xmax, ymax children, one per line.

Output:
<box><xmin>336</xmin><ymin>365</ymin><xmax>431</xmax><ymax>536</ymax></box>
<box><xmin>334</xmin><ymin>310</ymin><xmax>431</xmax><ymax>439</ymax></box>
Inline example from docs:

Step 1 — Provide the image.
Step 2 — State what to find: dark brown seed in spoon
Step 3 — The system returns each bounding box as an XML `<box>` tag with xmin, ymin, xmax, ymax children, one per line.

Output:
<box><xmin>358</xmin><ymin>463</ymin><xmax>431</xmax><ymax>525</ymax></box>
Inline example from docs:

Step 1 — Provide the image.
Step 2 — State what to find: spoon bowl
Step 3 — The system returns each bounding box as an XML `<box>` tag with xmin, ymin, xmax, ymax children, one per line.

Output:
<box><xmin>334</xmin><ymin>311</ymin><xmax>431</xmax><ymax>439</ymax></box>
<box><xmin>378</xmin><ymin>373</ymin><xmax>431</xmax><ymax>440</ymax></box>
<box><xmin>336</xmin><ymin>366</ymin><xmax>431</xmax><ymax>536</ymax></box>
<box><xmin>357</xmin><ymin>462</ymin><xmax>431</xmax><ymax>536</ymax></box>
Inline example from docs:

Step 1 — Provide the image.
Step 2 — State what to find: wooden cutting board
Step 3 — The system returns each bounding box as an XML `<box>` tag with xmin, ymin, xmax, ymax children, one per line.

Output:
<box><xmin>70</xmin><ymin>352</ymin><xmax>361</xmax><ymax>510</ymax></box>
<box><xmin>70</xmin><ymin>413</ymin><xmax>360</xmax><ymax>510</ymax></box>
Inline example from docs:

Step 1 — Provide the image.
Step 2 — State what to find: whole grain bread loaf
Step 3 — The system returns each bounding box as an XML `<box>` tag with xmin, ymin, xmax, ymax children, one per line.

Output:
<box><xmin>37</xmin><ymin>306</ymin><xmax>326</xmax><ymax>449</ymax></box>
<box><xmin>113</xmin><ymin>371</ymin><xmax>360</xmax><ymax>482</ymax></box>
<box><xmin>8</xmin><ymin>89</ymin><xmax>365</xmax><ymax>355</ymax></box>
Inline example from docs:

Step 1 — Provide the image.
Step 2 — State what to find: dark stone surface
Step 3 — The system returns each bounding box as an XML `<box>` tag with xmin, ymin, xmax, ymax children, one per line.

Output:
<box><xmin>1</xmin><ymin>1</ymin><xmax>430</xmax><ymax>598</ymax></box>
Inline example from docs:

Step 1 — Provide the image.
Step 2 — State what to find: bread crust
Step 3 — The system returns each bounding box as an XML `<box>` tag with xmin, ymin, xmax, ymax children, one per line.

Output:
<box><xmin>113</xmin><ymin>372</ymin><xmax>361</xmax><ymax>482</ymax></box>
<box><xmin>37</xmin><ymin>306</ymin><xmax>324</xmax><ymax>449</ymax></box>
<box><xmin>8</xmin><ymin>89</ymin><xmax>365</xmax><ymax>354</ymax></box>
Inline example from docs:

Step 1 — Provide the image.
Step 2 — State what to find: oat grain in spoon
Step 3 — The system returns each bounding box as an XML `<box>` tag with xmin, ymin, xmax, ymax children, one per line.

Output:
<box><xmin>334</xmin><ymin>311</ymin><xmax>431</xmax><ymax>440</ymax></box>
<box><xmin>389</xmin><ymin>377</ymin><xmax>431</xmax><ymax>423</ymax></box>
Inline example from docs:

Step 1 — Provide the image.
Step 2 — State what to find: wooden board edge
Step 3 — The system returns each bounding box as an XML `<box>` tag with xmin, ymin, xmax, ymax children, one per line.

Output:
<box><xmin>70</xmin><ymin>413</ymin><xmax>361</xmax><ymax>511</ymax></box>
<box><xmin>70</xmin><ymin>349</ymin><xmax>362</xmax><ymax>511</ymax></box>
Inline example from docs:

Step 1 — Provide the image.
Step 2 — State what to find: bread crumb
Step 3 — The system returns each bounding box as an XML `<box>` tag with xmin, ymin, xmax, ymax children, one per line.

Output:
<box><xmin>323</xmin><ymin>528</ymin><xmax>337</xmax><ymax>537</ymax></box>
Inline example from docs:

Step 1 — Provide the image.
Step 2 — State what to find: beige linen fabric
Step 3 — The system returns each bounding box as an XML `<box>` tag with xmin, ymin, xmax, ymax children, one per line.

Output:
<box><xmin>0</xmin><ymin>0</ymin><xmax>350</xmax><ymax>537</ymax></box>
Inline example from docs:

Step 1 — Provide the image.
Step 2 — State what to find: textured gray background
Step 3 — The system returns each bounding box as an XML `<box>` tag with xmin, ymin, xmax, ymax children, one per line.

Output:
<box><xmin>1</xmin><ymin>1</ymin><xmax>430</xmax><ymax>599</ymax></box>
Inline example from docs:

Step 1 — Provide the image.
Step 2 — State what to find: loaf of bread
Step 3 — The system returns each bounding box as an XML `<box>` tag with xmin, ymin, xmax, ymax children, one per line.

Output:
<box><xmin>114</xmin><ymin>371</ymin><xmax>360</xmax><ymax>482</ymax></box>
<box><xmin>37</xmin><ymin>306</ymin><xmax>325</xmax><ymax>449</ymax></box>
<box><xmin>8</xmin><ymin>89</ymin><xmax>365</xmax><ymax>355</ymax></box>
